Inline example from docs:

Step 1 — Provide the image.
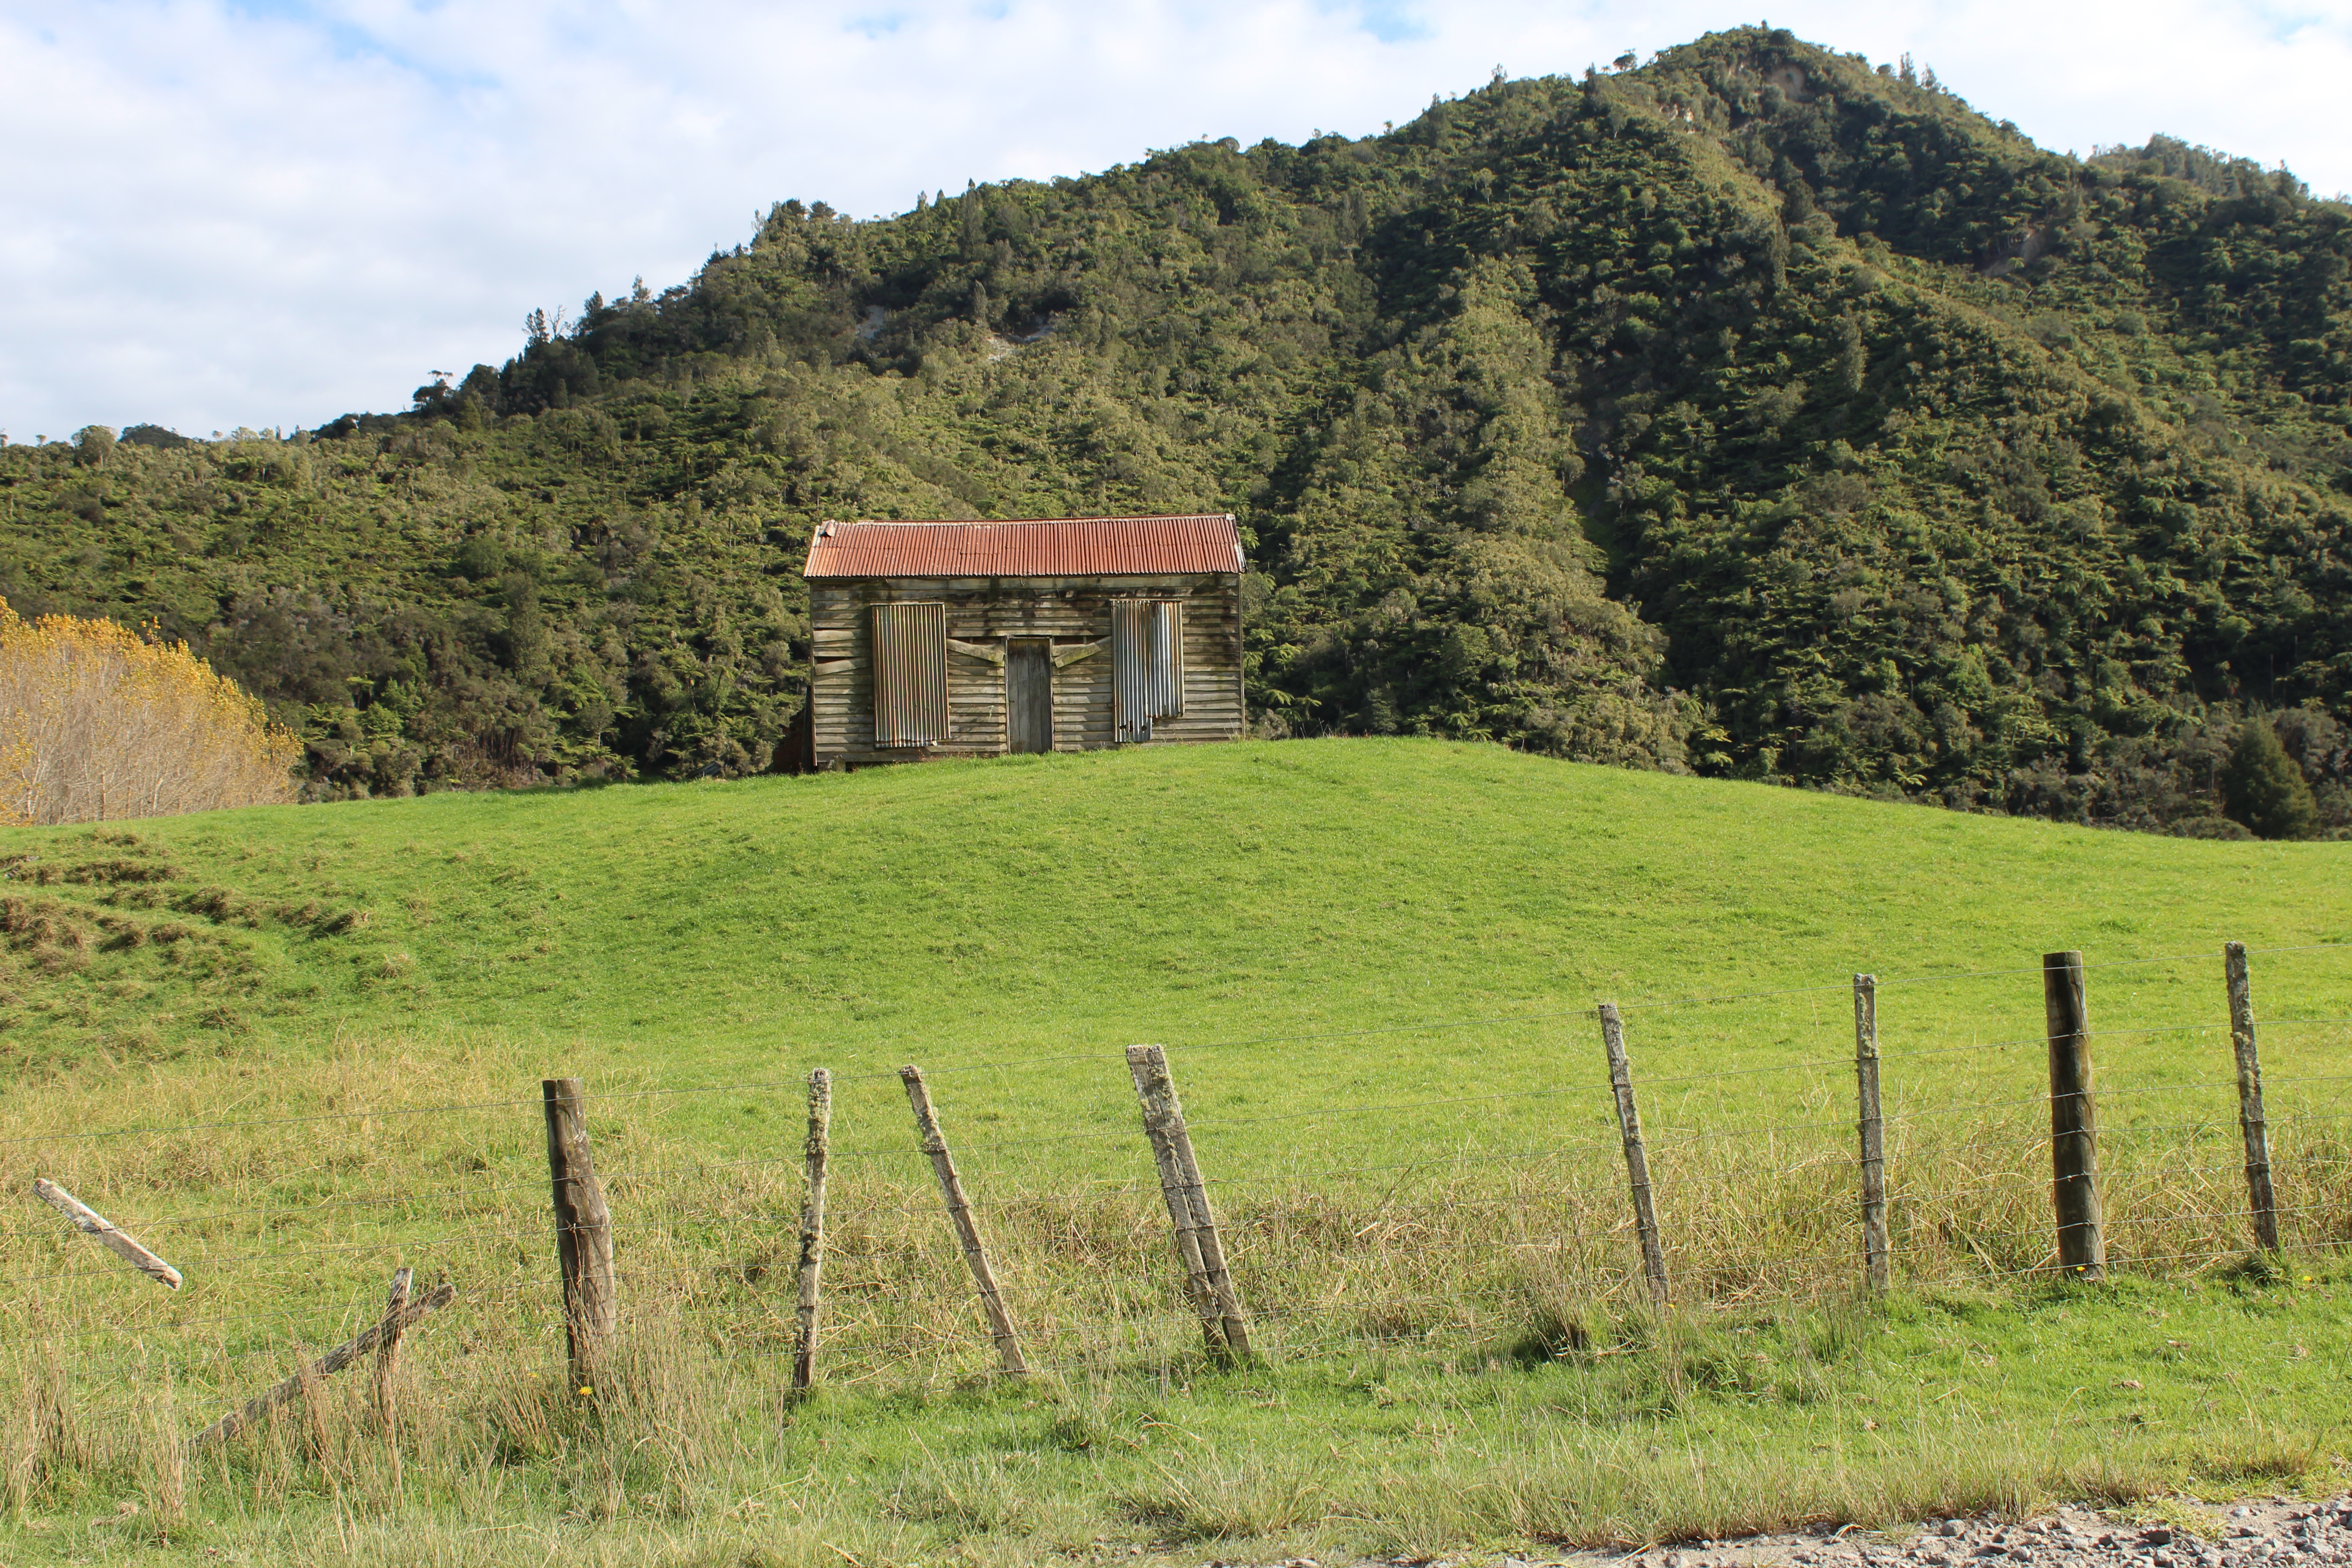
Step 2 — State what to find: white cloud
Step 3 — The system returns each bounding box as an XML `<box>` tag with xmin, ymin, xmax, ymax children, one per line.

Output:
<box><xmin>2</xmin><ymin>0</ymin><xmax>2346</xmax><ymax>440</ymax></box>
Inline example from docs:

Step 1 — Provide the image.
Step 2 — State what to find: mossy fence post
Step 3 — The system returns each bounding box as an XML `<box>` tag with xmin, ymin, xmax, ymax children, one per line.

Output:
<box><xmin>1126</xmin><ymin>1044</ymin><xmax>1250</xmax><ymax>1358</ymax></box>
<box><xmin>542</xmin><ymin>1077</ymin><xmax>616</xmax><ymax>1381</ymax></box>
<box><xmin>901</xmin><ymin>1065</ymin><xmax>1027</xmax><ymax>1375</ymax></box>
<box><xmin>2224</xmin><ymin>940</ymin><xmax>2279</xmax><ymax>1252</ymax></box>
<box><xmin>1852</xmin><ymin>974</ymin><xmax>1890</xmax><ymax>1292</ymax></box>
<box><xmin>2042</xmin><ymin>952</ymin><xmax>2105</xmax><ymax>1280</ymax></box>
<box><xmin>791</xmin><ymin>1068</ymin><xmax>832</xmax><ymax>1393</ymax></box>
<box><xmin>1597</xmin><ymin>1003</ymin><xmax>1670</xmax><ymax>1308</ymax></box>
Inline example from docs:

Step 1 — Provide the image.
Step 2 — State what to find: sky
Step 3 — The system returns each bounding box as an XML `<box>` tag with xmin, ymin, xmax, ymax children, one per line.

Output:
<box><xmin>3</xmin><ymin>0</ymin><xmax>2348</xmax><ymax>443</ymax></box>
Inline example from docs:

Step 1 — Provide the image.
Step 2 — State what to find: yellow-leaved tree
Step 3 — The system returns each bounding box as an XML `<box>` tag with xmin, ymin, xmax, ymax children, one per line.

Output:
<box><xmin>0</xmin><ymin>608</ymin><xmax>301</xmax><ymax>825</ymax></box>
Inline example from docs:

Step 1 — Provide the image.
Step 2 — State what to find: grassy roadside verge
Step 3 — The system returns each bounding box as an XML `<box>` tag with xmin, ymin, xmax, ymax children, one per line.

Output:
<box><xmin>3</xmin><ymin>1265</ymin><xmax>2346</xmax><ymax>1567</ymax></box>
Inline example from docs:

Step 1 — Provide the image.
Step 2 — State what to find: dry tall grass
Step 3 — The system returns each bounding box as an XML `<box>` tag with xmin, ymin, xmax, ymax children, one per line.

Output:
<box><xmin>0</xmin><ymin>608</ymin><xmax>299</xmax><ymax>825</ymax></box>
<box><xmin>1</xmin><ymin>1029</ymin><xmax>2343</xmax><ymax>1561</ymax></box>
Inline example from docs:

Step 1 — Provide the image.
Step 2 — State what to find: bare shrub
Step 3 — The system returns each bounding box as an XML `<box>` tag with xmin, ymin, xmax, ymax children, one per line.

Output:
<box><xmin>0</xmin><ymin>608</ymin><xmax>299</xmax><ymax>824</ymax></box>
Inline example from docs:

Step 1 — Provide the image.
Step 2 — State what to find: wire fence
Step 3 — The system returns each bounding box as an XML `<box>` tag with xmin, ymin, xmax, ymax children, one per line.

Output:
<box><xmin>2</xmin><ymin>940</ymin><xmax>2347</xmax><ymax>1425</ymax></box>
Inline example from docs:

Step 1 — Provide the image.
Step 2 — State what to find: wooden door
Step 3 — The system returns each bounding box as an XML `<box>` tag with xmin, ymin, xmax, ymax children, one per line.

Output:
<box><xmin>1007</xmin><ymin>639</ymin><xmax>1052</xmax><ymax>754</ymax></box>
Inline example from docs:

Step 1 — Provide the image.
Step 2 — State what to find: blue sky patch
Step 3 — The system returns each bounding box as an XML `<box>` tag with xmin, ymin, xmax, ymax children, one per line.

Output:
<box><xmin>1347</xmin><ymin>0</ymin><xmax>1431</xmax><ymax>44</ymax></box>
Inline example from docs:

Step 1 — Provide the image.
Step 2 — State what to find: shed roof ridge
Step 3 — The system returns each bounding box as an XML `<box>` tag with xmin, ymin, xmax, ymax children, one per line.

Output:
<box><xmin>804</xmin><ymin>514</ymin><xmax>1244</xmax><ymax>580</ymax></box>
<box><xmin>823</xmin><ymin>514</ymin><xmax>1235</xmax><ymax>527</ymax></box>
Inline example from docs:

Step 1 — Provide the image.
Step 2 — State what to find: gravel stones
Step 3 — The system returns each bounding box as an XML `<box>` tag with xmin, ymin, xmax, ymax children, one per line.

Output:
<box><xmin>1332</xmin><ymin>1492</ymin><xmax>2352</xmax><ymax>1568</ymax></box>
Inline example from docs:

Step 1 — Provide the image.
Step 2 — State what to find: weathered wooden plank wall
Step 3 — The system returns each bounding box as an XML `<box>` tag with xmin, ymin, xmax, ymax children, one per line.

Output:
<box><xmin>809</xmin><ymin>574</ymin><xmax>1243</xmax><ymax>767</ymax></box>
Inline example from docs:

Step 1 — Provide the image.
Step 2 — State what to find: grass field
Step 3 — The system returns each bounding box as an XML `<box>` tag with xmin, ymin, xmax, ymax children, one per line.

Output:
<box><xmin>1</xmin><ymin>740</ymin><xmax>2347</xmax><ymax>1565</ymax></box>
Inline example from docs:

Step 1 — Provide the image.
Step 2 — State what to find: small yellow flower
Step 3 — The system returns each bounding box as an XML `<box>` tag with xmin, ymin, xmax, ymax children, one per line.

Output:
<box><xmin>578</xmin><ymin>1385</ymin><xmax>595</xmax><ymax>1396</ymax></box>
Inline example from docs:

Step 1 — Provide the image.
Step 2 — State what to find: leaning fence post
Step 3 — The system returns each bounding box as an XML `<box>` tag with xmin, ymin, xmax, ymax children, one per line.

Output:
<box><xmin>2224</xmin><ymin>941</ymin><xmax>2280</xmax><ymax>1252</ymax></box>
<box><xmin>1598</xmin><ymin>1003</ymin><xmax>1670</xmax><ymax>1308</ymax></box>
<box><xmin>791</xmin><ymin>1068</ymin><xmax>832</xmax><ymax>1394</ymax></box>
<box><xmin>2043</xmin><ymin>951</ymin><xmax>2106</xmax><ymax>1280</ymax></box>
<box><xmin>190</xmin><ymin>1280</ymin><xmax>457</xmax><ymax>1450</ymax></box>
<box><xmin>542</xmin><ymin>1078</ymin><xmax>617</xmax><ymax>1382</ymax></box>
<box><xmin>902</xmin><ymin>1066</ymin><xmax>1028</xmax><ymax>1376</ymax></box>
<box><xmin>1853</xmin><ymin>974</ymin><xmax>1891</xmax><ymax>1292</ymax></box>
<box><xmin>1125</xmin><ymin>1044</ymin><xmax>1250</xmax><ymax>1358</ymax></box>
<box><xmin>1127</xmin><ymin>1049</ymin><xmax>1220</xmax><ymax>1348</ymax></box>
<box><xmin>31</xmin><ymin>1178</ymin><xmax>184</xmax><ymax>1290</ymax></box>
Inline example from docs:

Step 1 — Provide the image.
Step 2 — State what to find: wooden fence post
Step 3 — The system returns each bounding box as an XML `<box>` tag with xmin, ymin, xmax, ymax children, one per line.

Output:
<box><xmin>1125</xmin><ymin>1044</ymin><xmax>1250</xmax><ymax>1358</ymax></box>
<box><xmin>1127</xmin><ymin>1048</ymin><xmax>1220</xmax><ymax>1348</ymax></box>
<box><xmin>791</xmin><ymin>1068</ymin><xmax>832</xmax><ymax>1394</ymax></box>
<box><xmin>31</xmin><ymin>1178</ymin><xmax>183</xmax><ymax>1289</ymax></box>
<box><xmin>191</xmin><ymin>1281</ymin><xmax>456</xmax><ymax>1449</ymax></box>
<box><xmin>2225</xmin><ymin>941</ymin><xmax>2280</xmax><ymax>1252</ymax></box>
<box><xmin>374</xmin><ymin>1267</ymin><xmax>411</xmax><ymax>1490</ymax></box>
<box><xmin>542</xmin><ymin>1078</ymin><xmax>617</xmax><ymax>1383</ymax></box>
<box><xmin>1853</xmin><ymin>974</ymin><xmax>1891</xmax><ymax>1292</ymax></box>
<box><xmin>902</xmin><ymin>1066</ymin><xmax>1027</xmax><ymax>1375</ymax></box>
<box><xmin>2043</xmin><ymin>951</ymin><xmax>2106</xmax><ymax>1280</ymax></box>
<box><xmin>1598</xmin><ymin>1003</ymin><xmax>1670</xmax><ymax>1308</ymax></box>
<box><xmin>373</xmin><ymin>1266</ymin><xmax>411</xmax><ymax>1426</ymax></box>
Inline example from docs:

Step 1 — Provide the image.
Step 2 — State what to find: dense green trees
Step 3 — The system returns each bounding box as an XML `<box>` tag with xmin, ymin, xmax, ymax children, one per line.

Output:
<box><xmin>2</xmin><ymin>26</ymin><xmax>2347</xmax><ymax>832</ymax></box>
<box><xmin>72</xmin><ymin>426</ymin><xmax>116</xmax><ymax>469</ymax></box>
<box><xmin>2221</xmin><ymin>718</ymin><xmax>2319</xmax><ymax>838</ymax></box>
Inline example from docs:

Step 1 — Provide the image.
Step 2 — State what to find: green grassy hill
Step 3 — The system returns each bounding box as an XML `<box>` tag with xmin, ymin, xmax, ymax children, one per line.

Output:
<box><xmin>3</xmin><ymin>738</ymin><xmax>2346</xmax><ymax>1082</ymax></box>
<box><xmin>4</xmin><ymin>738</ymin><xmax>2345</xmax><ymax>1210</ymax></box>
<box><xmin>3</xmin><ymin>743</ymin><xmax>2349</xmax><ymax>1566</ymax></box>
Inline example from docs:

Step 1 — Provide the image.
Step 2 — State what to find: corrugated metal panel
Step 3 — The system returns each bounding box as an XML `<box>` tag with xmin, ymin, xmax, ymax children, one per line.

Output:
<box><xmin>872</xmin><ymin>602</ymin><xmax>947</xmax><ymax>747</ymax></box>
<box><xmin>1112</xmin><ymin>600</ymin><xmax>1146</xmax><ymax>743</ymax></box>
<box><xmin>1111</xmin><ymin>599</ymin><xmax>1184</xmax><ymax>743</ymax></box>
<box><xmin>1151</xmin><ymin>600</ymin><xmax>1185</xmax><ymax>719</ymax></box>
<box><xmin>805</xmin><ymin>515</ymin><xmax>1243</xmax><ymax>579</ymax></box>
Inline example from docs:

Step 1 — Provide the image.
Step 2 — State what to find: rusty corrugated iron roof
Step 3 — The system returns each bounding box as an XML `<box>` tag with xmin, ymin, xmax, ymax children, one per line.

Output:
<box><xmin>802</xmin><ymin>515</ymin><xmax>1243</xmax><ymax>579</ymax></box>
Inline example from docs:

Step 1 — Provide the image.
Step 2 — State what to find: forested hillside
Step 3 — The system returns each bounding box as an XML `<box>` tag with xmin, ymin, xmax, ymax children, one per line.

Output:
<box><xmin>4</xmin><ymin>26</ymin><xmax>2348</xmax><ymax>833</ymax></box>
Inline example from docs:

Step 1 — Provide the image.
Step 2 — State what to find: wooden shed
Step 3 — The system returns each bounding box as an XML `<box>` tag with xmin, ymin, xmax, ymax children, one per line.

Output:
<box><xmin>801</xmin><ymin>514</ymin><xmax>1245</xmax><ymax>768</ymax></box>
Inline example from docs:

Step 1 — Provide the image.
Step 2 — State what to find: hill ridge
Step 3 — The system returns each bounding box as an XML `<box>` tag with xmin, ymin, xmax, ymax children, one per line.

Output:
<box><xmin>1</xmin><ymin>26</ymin><xmax>2347</xmax><ymax>836</ymax></box>
<box><xmin>0</xmin><ymin>737</ymin><xmax>2344</xmax><ymax>1072</ymax></box>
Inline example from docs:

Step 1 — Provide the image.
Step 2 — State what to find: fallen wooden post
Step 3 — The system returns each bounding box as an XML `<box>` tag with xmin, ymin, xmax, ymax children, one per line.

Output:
<box><xmin>191</xmin><ymin>1280</ymin><xmax>456</xmax><ymax>1449</ymax></box>
<box><xmin>32</xmin><ymin>1177</ymin><xmax>183</xmax><ymax>1290</ymax></box>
